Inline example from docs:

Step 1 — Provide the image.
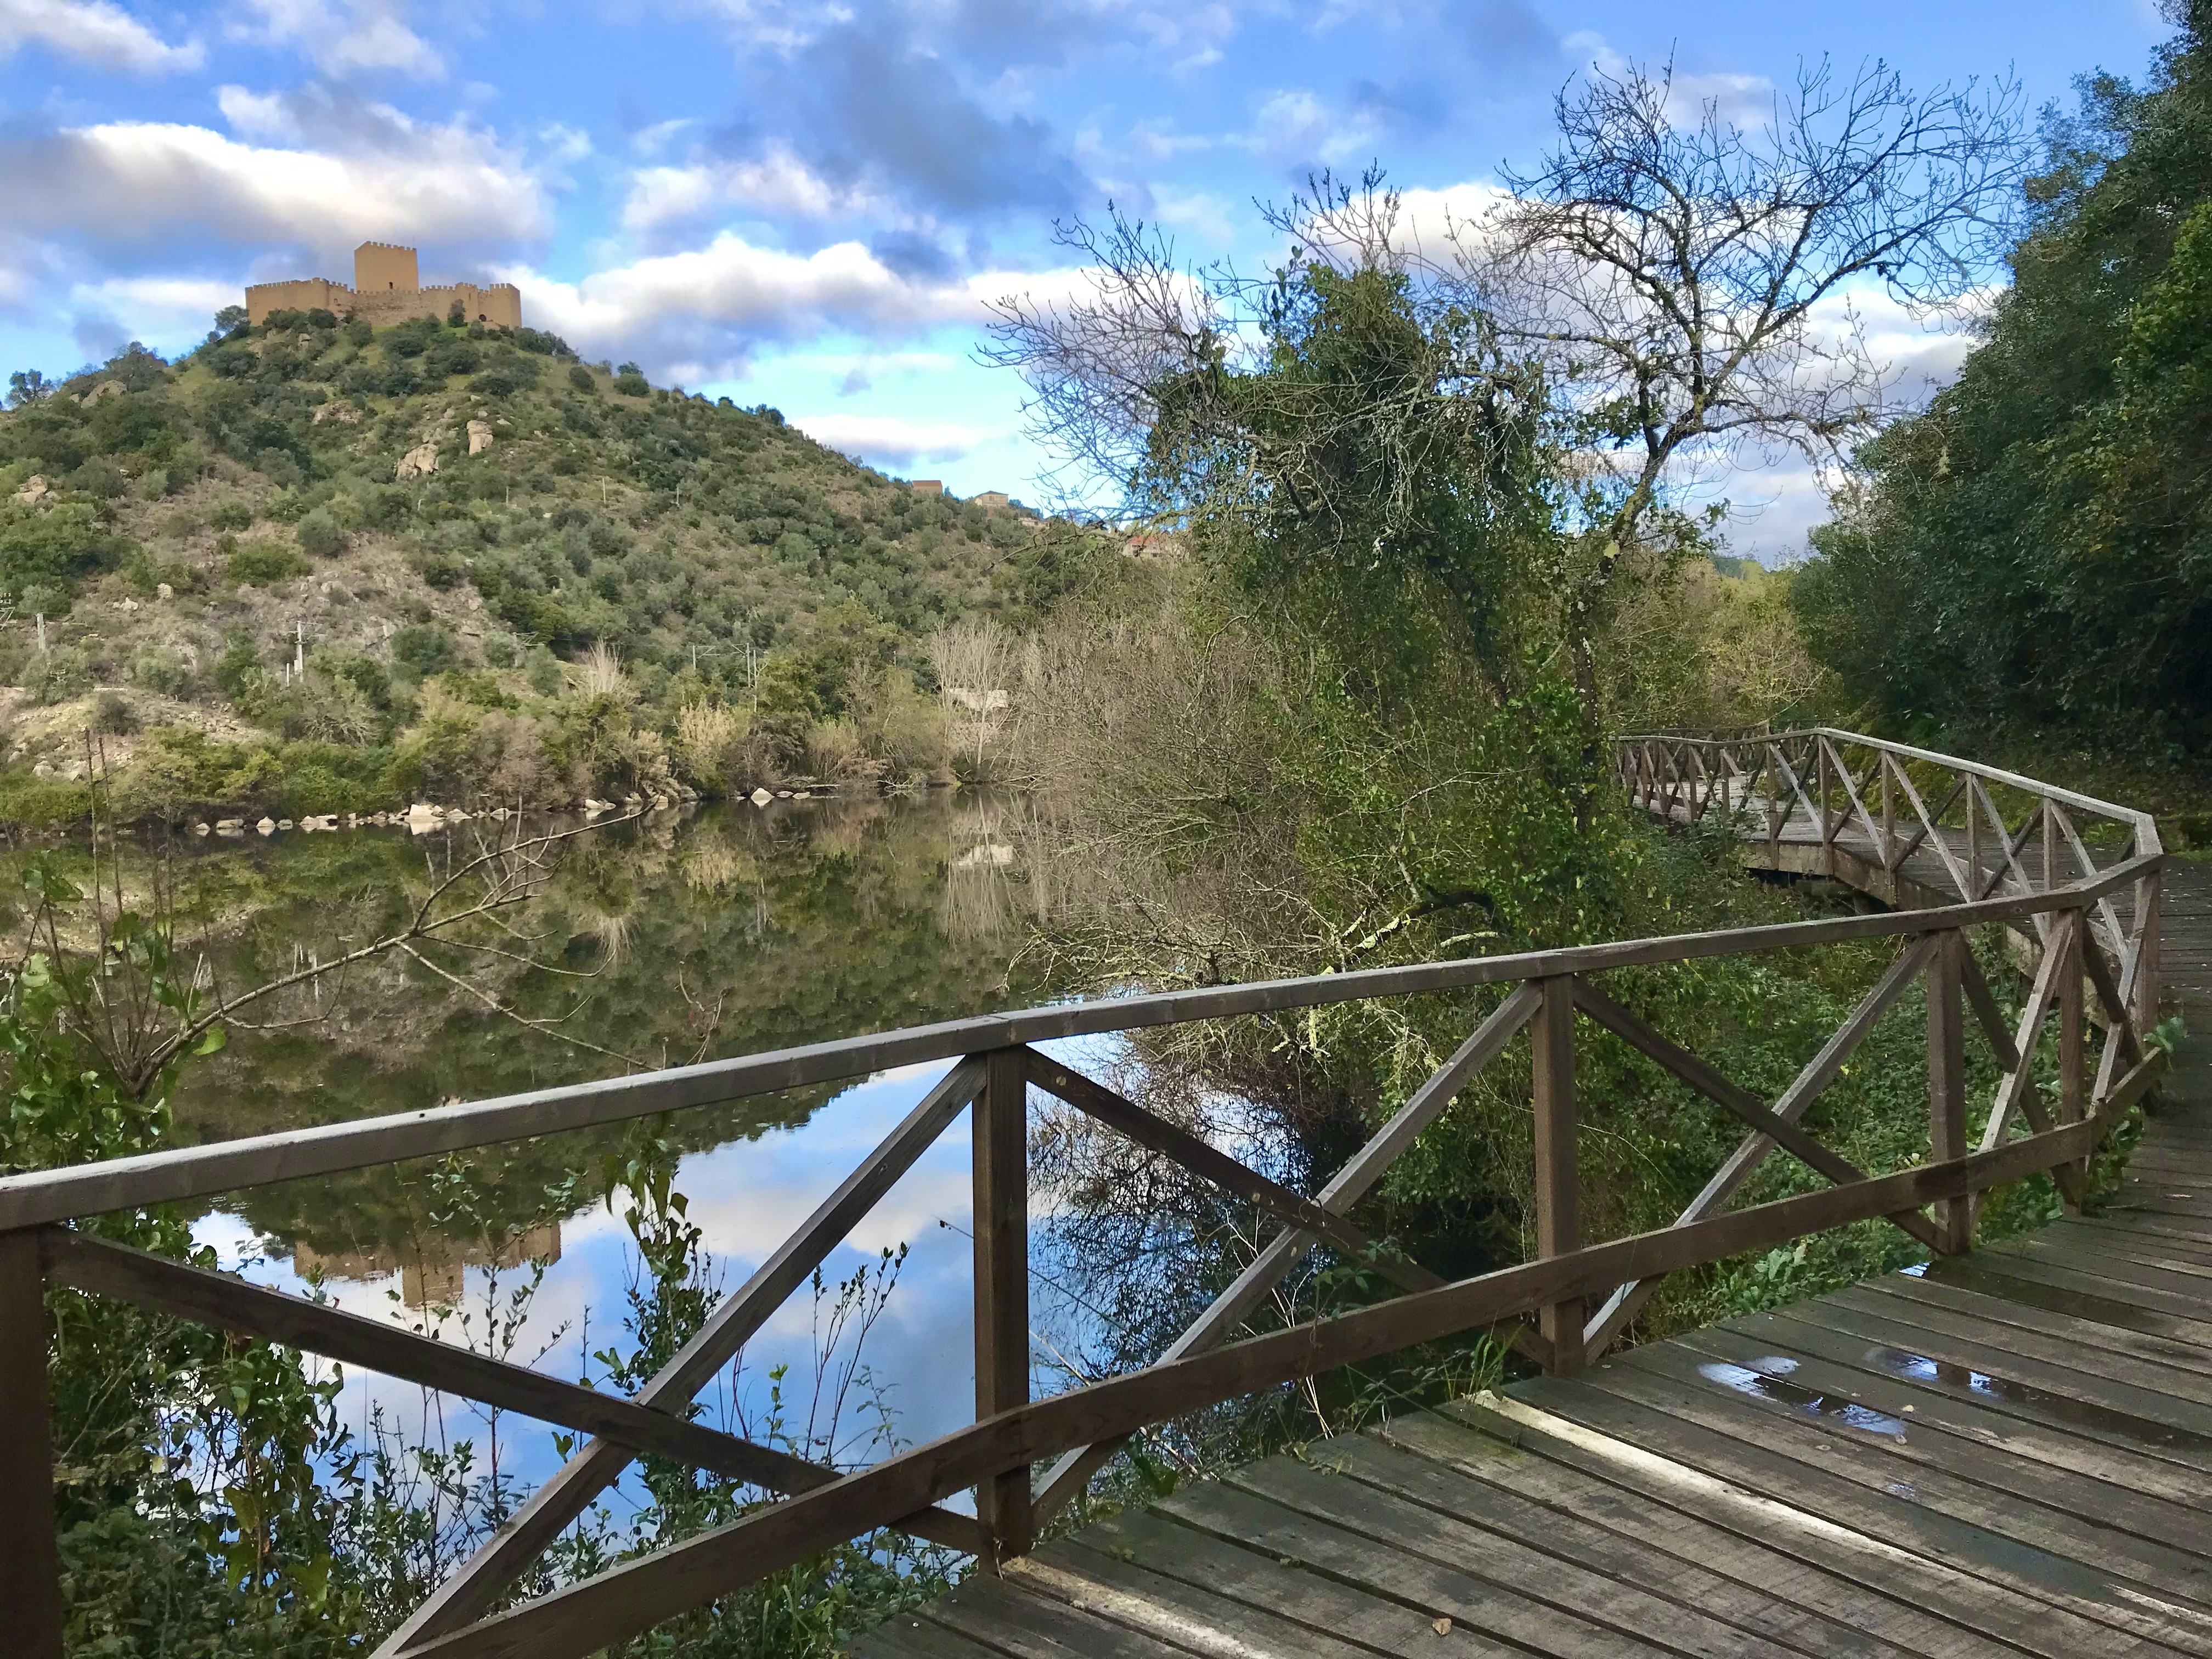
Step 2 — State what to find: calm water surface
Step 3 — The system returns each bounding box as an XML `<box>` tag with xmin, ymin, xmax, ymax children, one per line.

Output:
<box><xmin>99</xmin><ymin>792</ymin><xmax>1109</xmax><ymax>1506</ymax></box>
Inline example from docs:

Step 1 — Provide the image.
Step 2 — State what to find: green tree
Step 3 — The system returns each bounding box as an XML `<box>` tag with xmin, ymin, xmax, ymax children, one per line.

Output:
<box><xmin>1795</xmin><ymin>1</ymin><xmax>2212</xmax><ymax>752</ymax></box>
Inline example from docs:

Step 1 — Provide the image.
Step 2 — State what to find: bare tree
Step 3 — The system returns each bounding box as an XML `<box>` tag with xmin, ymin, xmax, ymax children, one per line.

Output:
<box><xmin>978</xmin><ymin>213</ymin><xmax>1235</xmax><ymax>514</ymax></box>
<box><xmin>1471</xmin><ymin>54</ymin><xmax>2024</xmax><ymax>695</ymax></box>
<box><xmin>927</xmin><ymin>616</ymin><xmax>1017</xmax><ymax>776</ymax></box>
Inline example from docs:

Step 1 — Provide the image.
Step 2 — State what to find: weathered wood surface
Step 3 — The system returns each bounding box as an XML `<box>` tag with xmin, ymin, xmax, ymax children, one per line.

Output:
<box><xmin>855</xmin><ymin>861</ymin><xmax>2212</xmax><ymax>1658</ymax></box>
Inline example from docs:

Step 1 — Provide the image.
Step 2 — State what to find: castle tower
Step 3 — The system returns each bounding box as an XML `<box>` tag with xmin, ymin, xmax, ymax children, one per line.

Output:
<box><xmin>355</xmin><ymin>241</ymin><xmax>420</xmax><ymax>294</ymax></box>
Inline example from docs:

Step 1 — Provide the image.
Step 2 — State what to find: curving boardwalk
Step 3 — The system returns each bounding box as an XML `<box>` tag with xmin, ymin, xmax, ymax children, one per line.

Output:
<box><xmin>859</xmin><ymin>767</ymin><xmax>2211</xmax><ymax>1658</ymax></box>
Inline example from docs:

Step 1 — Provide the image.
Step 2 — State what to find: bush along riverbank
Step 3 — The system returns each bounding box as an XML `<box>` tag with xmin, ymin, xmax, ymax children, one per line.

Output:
<box><xmin>0</xmin><ymin>646</ymin><xmax>970</xmax><ymax>833</ymax></box>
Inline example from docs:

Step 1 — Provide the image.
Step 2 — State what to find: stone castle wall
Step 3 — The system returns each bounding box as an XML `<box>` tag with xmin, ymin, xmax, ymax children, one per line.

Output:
<box><xmin>354</xmin><ymin>241</ymin><xmax>419</xmax><ymax>294</ymax></box>
<box><xmin>245</xmin><ymin>277</ymin><xmax>522</xmax><ymax>330</ymax></box>
<box><xmin>245</xmin><ymin>241</ymin><xmax>522</xmax><ymax>330</ymax></box>
<box><xmin>244</xmin><ymin>277</ymin><xmax>351</xmax><ymax>322</ymax></box>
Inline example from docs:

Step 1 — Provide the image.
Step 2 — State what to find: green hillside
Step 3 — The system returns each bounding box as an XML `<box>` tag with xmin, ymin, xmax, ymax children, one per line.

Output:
<box><xmin>0</xmin><ymin>311</ymin><xmax>1094</xmax><ymax>822</ymax></box>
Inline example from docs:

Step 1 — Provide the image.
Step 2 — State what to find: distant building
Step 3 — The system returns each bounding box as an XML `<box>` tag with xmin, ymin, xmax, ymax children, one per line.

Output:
<box><xmin>909</xmin><ymin>479</ymin><xmax>945</xmax><ymax>495</ymax></box>
<box><xmin>245</xmin><ymin>241</ymin><xmax>522</xmax><ymax>330</ymax></box>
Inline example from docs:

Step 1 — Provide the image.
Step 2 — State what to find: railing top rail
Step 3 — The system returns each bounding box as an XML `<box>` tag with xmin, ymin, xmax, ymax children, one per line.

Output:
<box><xmin>1616</xmin><ymin>727</ymin><xmax>2160</xmax><ymax>846</ymax></box>
<box><xmin>0</xmin><ymin>847</ymin><xmax>2159</xmax><ymax>1232</ymax></box>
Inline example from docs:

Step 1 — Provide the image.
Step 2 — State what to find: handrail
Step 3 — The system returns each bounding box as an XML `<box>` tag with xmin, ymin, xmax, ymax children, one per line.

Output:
<box><xmin>0</xmin><ymin>850</ymin><xmax>2159</xmax><ymax>1232</ymax></box>
<box><xmin>1616</xmin><ymin>726</ymin><xmax>2161</xmax><ymax>845</ymax></box>
<box><xmin>0</xmin><ymin>728</ymin><xmax>2169</xmax><ymax>1659</ymax></box>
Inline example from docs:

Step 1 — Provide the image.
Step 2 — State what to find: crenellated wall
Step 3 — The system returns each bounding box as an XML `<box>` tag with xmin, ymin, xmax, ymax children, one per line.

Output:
<box><xmin>243</xmin><ymin>242</ymin><xmax>522</xmax><ymax>330</ymax></box>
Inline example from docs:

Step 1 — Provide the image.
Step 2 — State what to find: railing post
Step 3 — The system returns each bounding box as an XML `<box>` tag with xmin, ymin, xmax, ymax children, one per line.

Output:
<box><xmin>1815</xmin><ymin>741</ymin><xmax>1835</xmax><ymax>874</ymax></box>
<box><xmin>1927</xmin><ymin>931</ymin><xmax>1972</xmax><ymax>1254</ymax></box>
<box><xmin>972</xmin><ymin>1048</ymin><xmax>1032</xmax><ymax>1561</ymax></box>
<box><xmin>1965</xmin><ymin>786</ymin><xmax>1980</xmax><ymax>900</ymax></box>
<box><xmin>0</xmin><ymin>1228</ymin><xmax>63</xmax><ymax>1659</ymax></box>
<box><xmin>1880</xmin><ymin>756</ymin><xmax>1897</xmax><ymax>870</ymax></box>
<box><xmin>2134</xmin><ymin>864</ymin><xmax>2162</xmax><ymax>1037</ymax></box>
<box><xmin>2058</xmin><ymin>909</ymin><xmax>2087</xmax><ymax>1213</ymax></box>
<box><xmin>1764</xmin><ymin>748</ymin><xmax>1780</xmax><ymax>861</ymax></box>
<box><xmin>1532</xmin><ymin>977</ymin><xmax>1582</xmax><ymax>1374</ymax></box>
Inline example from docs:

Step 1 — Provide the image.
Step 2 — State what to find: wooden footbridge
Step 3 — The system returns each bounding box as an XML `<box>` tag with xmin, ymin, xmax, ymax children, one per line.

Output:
<box><xmin>0</xmin><ymin>730</ymin><xmax>2196</xmax><ymax>1658</ymax></box>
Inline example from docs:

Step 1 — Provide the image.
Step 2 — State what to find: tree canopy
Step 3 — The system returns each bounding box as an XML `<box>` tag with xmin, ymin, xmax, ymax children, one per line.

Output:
<box><xmin>1794</xmin><ymin>0</ymin><xmax>2212</xmax><ymax>754</ymax></box>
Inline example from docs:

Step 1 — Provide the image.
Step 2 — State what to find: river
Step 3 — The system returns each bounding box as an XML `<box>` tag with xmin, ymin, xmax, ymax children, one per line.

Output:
<box><xmin>28</xmin><ymin>791</ymin><xmax>1127</xmax><ymax>1515</ymax></box>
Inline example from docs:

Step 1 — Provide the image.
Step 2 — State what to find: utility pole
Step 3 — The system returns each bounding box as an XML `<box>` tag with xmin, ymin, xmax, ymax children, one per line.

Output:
<box><xmin>294</xmin><ymin>620</ymin><xmax>305</xmax><ymax>678</ymax></box>
<box><xmin>34</xmin><ymin>613</ymin><xmax>44</xmax><ymax>653</ymax></box>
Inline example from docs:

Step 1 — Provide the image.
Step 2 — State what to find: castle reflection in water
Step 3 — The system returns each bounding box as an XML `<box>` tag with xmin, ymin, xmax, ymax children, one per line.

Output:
<box><xmin>294</xmin><ymin>1221</ymin><xmax>562</xmax><ymax>1310</ymax></box>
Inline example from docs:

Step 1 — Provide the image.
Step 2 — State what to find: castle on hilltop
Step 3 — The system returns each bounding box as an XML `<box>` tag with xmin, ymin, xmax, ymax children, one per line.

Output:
<box><xmin>245</xmin><ymin>242</ymin><xmax>521</xmax><ymax>330</ymax></box>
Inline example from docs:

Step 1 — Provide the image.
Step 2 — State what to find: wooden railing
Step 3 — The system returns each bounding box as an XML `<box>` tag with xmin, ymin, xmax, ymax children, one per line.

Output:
<box><xmin>0</xmin><ymin>731</ymin><xmax>2169</xmax><ymax>1659</ymax></box>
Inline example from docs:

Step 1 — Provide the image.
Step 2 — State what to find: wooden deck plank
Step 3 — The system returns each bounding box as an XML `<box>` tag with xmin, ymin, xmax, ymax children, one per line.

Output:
<box><xmin>1839</xmin><ymin>1277</ymin><xmax>2212</xmax><ymax>1409</ymax></box>
<box><xmin>1599</xmin><ymin>1340</ymin><xmax>2212</xmax><ymax>1601</ymax></box>
<box><xmin>1510</xmin><ymin>1375</ymin><xmax>2211</xmax><ymax>1656</ymax></box>
<box><xmin>2072</xmin><ymin>1205</ymin><xmax>2212</xmax><ymax>1248</ymax></box>
<box><xmin>1159</xmin><ymin>1479</ymin><xmax>1685</xmax><ymax>1659</ymax></box>
<box><xmin>2042</xmin><ymin>1217</ymin><xmax>2212</xmax><ymax>1269</ymax></box>
<box><xmin>1444</xmin><ymin>1391</ymin><xmax>2191</xmax><ymax>1659</ymax></box>
<box><xmin>1680</xmin><ymin>1317</ymin><xmax>2212</xmax><ymax>1520</ymax></box>
<box><xmin>1030</xmin><ymin>1537</ymin><xmax>1410</xmax><ymax>1659</ymax></box>
<box><xmin>1740</xmin><ymin>1301</ymin><xmax>2212</xmax><ymax>1484</ymax></box>
<box><xmin>1302</xmin><ymin>1430</ymin><xmax>1931</xmax><ymax>1659</ymax></box>
<box><xmin>925</xmin><ymin>1571</ymin><xmax>1207</xmax><ymax>1658</ymax></box>
<box><xmin>1228</xmin><ymin>1451</ymin><xmax>1818</xmax><ymax>1659</ymax></box>
<box><xmin>2010</xmin><ymin>1233</ymin><xmax>2212</xmax><ymax>1293</ymax></box>
<box><xmin>1090</xmin><ymin>1507</ymin><xmax>1525</xmax><ymax>1659</ymax></box>
<box><xmin>855</xmin><ymin>1609</ymin><xmax>1024</xmax><ymax>1659</ymax></box>
<box><xmin>1384</xmin><ymin>1408</ymin><xmax>2030</xmax><ymax>1659</ymax></box>
<box><xmin>1926</xmin><ymin>1250</ymin><xmax>2212</xmax><ymax>1339</ymax></box>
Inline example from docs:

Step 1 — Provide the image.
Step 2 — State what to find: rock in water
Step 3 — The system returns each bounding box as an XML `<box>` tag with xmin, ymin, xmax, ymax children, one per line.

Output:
<box><xmin>467</xmin><ymin>419</ymin><xmax>495</xmax><ymax>455</ymax></box>
<box><xmin>396</xmin><ymin>442</ymin><xmax>439</xmax><ymax>481</ymax></box>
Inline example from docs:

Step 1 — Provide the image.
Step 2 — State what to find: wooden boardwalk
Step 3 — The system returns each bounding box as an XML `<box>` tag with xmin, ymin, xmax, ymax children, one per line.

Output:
<box><xmin>859</xmin><ymin>864</ymin><xmax>2212</xmax><ymax>1658</ymax></box>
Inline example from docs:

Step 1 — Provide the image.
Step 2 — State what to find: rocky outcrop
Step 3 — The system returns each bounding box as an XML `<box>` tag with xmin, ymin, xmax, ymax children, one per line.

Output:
<box><xmin>13</xmin><ymin>475</ymin><xmax>53</xmax><ymax>509</ymax></box>
<box><xmin>467</xmin><ymin>419</ymin><xmax>494</xmax><ymax>456</ymax></box>
<box><xmin>313</xmin><ymin>402</ymin><xmax>363</xmax><ymax>426</ymax></box>
<box><xmin>396</xmin><ymin>442</ymin><xmax>439</xmax><ymax>481</ymax></box>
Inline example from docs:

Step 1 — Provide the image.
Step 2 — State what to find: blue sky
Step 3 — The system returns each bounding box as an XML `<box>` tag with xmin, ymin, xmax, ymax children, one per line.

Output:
<box><xmin>0</xmin><ymin>0</ymin><xmax>2170</xmax><ymax>554</ymax></box>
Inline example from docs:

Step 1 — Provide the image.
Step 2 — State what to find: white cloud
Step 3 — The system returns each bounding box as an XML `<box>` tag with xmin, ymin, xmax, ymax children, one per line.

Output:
<box><xmin>73</xmin><ymin>272</ymin><xmax>240</xmax><ymax>334</ymax></box>
<box><xmin>217</xmin><ymin>84</ymin><xmax>296</xmax><ymax>138</ymax></box>
<box><xmin>1</xmin><ymin>117</ymin><xmax>549</xmax><ymax>261</ymax></box>
<box><xmin>1807</xmin><ymin>283</ymin><xmax>1979</xmax><ymax>397</ymax></box>
<box><xmin>620</xmin><ymin>148</ymin><xmax>891</xmax><ymax>233</ymax></box>
<box><xmin>1125</xmin><ymin>119</ymin><xmax>1215</xmax><ymax>163</ymax></box>
<box><xmin>629</xmin><ymin>117</ymin><xmax>695</xmax><ymax>158</ymax></box>
<box><xmin>508</xmin><ymin>230</ymin><xmax>1076</xmax><ymax>376</ymax></box>
<box><xmin>1246</xmin><ymin>88</ymin><xmax>1382</xmax><ymax>165</ymax></box>
<box><xmin>0</xmin><ymin>0</ymin><xmax>200</xmax><ymax>71</ymax></box>
<box><xmin>791</xmin><ymin>412</ymin><xmax>1007</xmax><ymax>469</ymax></box>
<box><xmin>1562</xmin><ymin>32</ymin><xmax>1775</xmax><ymax>129</ymax></box>
<box><xmin>229</xmin><ymin>0</ymin><xmax>443</xmax><ymax>81</ymax></box>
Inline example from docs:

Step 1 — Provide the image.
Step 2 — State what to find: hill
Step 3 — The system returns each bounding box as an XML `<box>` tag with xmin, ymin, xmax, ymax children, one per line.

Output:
<box><xmin>0</xmin><ymin>311</ymin><xmax>1102</xmax><ymax>823</ymax></box>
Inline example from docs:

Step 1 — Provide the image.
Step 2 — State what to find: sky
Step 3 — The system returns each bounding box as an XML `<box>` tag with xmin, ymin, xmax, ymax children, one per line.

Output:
<box><xmin>0</xmin><ymin>0</ymin><xmax>2172</xmax><ymax>559</ymax></box>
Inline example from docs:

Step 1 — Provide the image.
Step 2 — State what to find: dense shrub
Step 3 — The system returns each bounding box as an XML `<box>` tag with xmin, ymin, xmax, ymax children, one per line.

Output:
<box><xmin>390</xmin><ymin>623</ymin><xmax>459</xmax><ymax>679</ymax></box>
<box><xmin>0</xmin><ymin>502</ymin><xmax>127</xmax><ymax>595</ymax></box>
<box><xmin>227</xmin><ymin>541</ymin><xmax>311</xmax><ymax>586</ymax></box>
<box><xmin>295</xmin><ymin>511</ymin><xmax>347</xmax><ymax>558</ymax></box>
